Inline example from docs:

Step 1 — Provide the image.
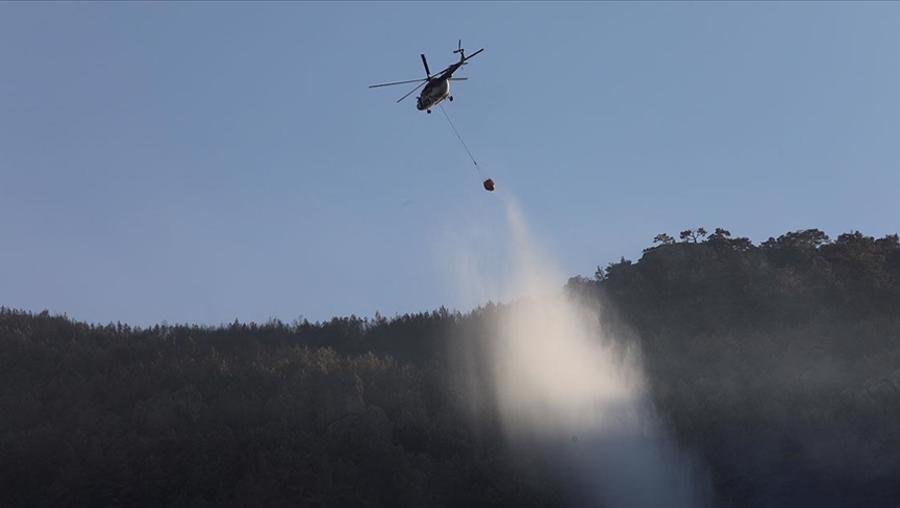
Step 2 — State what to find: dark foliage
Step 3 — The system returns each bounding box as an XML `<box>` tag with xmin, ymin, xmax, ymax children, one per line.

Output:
<box><xmin>573</xmin><ymin>228</ymin><xmax>900</xmax><ymax>507</ymax></box>
<box><xmin>0</xmin><ymin>308</ymin><xmax>557</xmax><ymax>507</ymax></box>
<box><xmin>2</xmin><ymin>228</ymin><xmax>900</xmax><ymax>506</ymax></box>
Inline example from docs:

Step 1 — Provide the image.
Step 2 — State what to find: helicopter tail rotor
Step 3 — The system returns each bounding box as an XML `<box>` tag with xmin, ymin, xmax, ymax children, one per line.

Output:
<box><xmin>453</xmin><ymin>39</ymin><xmax>465</xmax><ymax>60</ymax></box>
<box><xmin>454</xmin><ymin>40</ymin><xmax>483</xmax><ymax>64</ymax></box>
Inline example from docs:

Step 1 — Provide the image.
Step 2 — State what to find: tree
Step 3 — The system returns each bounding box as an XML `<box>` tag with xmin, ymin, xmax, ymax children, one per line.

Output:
<box><xmin>679</xmin><ymin>228</ymin><xmax>708</xmax><ymax>243</ymax></box>
<box><xmin>653</xmin><ymin>233</ymin><xmax>676</xmax><ymax>245</ymax></box>
<box><xmin>709</xmin><ymin>228</ymin><xmax>731</xmax><ymax>240</ymax></box>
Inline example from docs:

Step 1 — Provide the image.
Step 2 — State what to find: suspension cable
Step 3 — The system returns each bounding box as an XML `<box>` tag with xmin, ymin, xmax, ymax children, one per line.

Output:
<box><xmin>438</xmin><ymin>104</ymin><xmax>482</xmax><ymax>176</ymax></box>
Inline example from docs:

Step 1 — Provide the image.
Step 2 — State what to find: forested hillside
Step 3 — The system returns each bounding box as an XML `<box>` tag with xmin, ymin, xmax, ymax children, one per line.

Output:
<box><xmin>572</xmin><ymin>228</ymin><xmax>900</xmax><ymax>506</ymax></box>
<box><xmin>2</xmin><ymin>228</ymin><xmax>899</xmax><ymax>507</ymax></box>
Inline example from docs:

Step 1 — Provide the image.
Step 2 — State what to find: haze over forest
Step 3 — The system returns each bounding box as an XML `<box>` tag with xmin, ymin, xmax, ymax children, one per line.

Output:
<box><xmin>3</xmin><ymin>225</ymin><xmax>899</xmax><ymax>507</ymax></box>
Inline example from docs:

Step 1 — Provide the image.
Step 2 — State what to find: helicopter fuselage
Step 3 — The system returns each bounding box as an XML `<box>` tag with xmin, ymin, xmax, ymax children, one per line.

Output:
<box><xmin>417</xmin><ymin>78</ymin><xmax>450</xmax><ymax>111</ymax></box>
<box><xmin>416</xmin><ymin>61</ymin><xmax>463</xmax><ymax>112</ymax></box>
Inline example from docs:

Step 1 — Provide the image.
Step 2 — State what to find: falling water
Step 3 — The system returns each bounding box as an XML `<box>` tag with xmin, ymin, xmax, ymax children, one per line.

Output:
<box><xmin>448</xmin><ymin>199</ymin><xmax>710</xmax><ymax>507</ymax></box>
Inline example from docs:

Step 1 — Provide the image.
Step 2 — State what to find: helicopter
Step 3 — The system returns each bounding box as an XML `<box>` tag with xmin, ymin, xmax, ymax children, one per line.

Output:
<box><xmin>368</xmin><ymin>40</ymin><xmax>484</xmax><ymax>113</ymax></box>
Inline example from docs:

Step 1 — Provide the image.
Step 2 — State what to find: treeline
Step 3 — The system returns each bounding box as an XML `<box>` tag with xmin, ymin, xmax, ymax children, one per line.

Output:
<box><xmin>2</xmin><ymin>228</ymin><xmax>900</xmax><ymax>506</ymax></box>
<box><xmin>0</xmin><ymin>306</ymin><xmax>555</xmax><ymax>507</ymax></box>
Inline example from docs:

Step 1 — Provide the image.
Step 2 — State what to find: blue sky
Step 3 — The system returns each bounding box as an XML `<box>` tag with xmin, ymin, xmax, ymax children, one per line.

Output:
<box><xmin>2</xmin><ymin>2</ymin><xmax>899</xmax><ymax>325</ymax></box>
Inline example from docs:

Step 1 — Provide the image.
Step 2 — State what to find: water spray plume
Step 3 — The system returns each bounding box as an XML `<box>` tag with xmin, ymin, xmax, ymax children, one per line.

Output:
<box><xmin>452</xmin><ymin>197</ymin><xmax>710</xmax><ymax>507</ymax></box>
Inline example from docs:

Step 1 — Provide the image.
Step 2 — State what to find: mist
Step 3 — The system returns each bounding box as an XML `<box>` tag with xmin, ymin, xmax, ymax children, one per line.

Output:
<box><xmin>450</xmin><ymin>199</ymin><xmax>710</xmax><ymax>507</ymax></box>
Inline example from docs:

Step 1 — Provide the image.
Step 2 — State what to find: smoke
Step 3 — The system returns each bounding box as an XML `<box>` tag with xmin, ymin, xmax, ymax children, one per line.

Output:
<box><xmin>448</xmin><ymin>199</ymin><xmax>710</xmax><ymax>507</ymax></box>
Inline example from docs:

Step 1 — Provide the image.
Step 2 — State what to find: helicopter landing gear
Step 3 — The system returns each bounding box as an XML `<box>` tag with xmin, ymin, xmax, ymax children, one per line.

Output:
<box><xmin>448</xmin><ymin>96</ymin><xmax>454</xmax><ymax>102</ymax></box>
